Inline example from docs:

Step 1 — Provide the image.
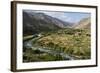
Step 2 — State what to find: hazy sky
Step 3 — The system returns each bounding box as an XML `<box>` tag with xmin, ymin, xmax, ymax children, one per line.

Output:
<box><xmin>25</xmin><ymin>10</ymin><xmax>91</xmax><ymax>23</ymax></box>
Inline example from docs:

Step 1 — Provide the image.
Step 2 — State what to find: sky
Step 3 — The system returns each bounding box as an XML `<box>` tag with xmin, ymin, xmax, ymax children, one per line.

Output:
<box><xmin>25</xmin><ymin>10</ymin><xmax>91</xmax><ymax>23</ymax></box>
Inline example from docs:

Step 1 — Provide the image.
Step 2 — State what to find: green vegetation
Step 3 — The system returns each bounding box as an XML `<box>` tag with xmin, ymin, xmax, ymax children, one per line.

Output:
<box><xmin>23</xmin><ymin>48</ymin><xmax>64</xmax><ymax>62</ymax></box>
<box><xmin>23</xmin><ymin>28</ymin><xmax>91</xmax><ymax>62</ymax></box>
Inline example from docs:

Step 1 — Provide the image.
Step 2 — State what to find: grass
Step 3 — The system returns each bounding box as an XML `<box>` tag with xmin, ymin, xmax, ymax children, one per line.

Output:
<box><xmin>23</xmin><ymin>28</ymin><xmax>91</xmax><ymax>62</ymax></box>
<box><xmin>23</xmin><ymin>48</ymin><xmax>64</xmax><ymax>62</ymax></box>
<box><xmin>35</xmin><ymin>28</ymin><xmax>91</xmax><ymax>59</ymax></box>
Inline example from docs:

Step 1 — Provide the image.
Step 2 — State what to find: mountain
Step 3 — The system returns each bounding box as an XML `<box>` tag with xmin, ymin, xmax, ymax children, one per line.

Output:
<box><xmin>23</xmin><ymin>11</ymin><xmax>73</xmax><ymax>36</ymax></box>
<box><xmin>74</xmin><ymin>17</ymin><xmax>91</xmax><ymax>29</ymax></box>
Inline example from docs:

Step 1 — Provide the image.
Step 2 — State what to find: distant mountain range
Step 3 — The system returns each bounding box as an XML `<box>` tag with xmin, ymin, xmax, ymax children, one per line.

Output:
<box><xmin>23</xmin><ymin>11</ymin><xmax>73</xmax><ymax>35</ymax></box>
<box><xmin>23</xmin><ymin>11</ymin><xmax>90</xmax><ymax>35</ymax></box>
<box><xmin>74</xmin><ymin>17</ymin><xmax>91</xmax><ymax>29</ymax></box>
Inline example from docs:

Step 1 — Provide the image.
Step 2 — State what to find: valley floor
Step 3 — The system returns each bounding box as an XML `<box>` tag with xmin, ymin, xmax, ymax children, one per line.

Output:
<box><xmin>23</xmin><ymin>28</ymin><xmax>91</xmax><ymax>62</ymax></box>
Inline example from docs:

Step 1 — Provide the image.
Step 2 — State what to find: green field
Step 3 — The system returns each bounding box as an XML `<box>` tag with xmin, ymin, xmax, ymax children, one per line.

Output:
<box><xmin>23</xmin><ymin>28</ymin><xmax>91</xmax><ymax>62</ymax></box>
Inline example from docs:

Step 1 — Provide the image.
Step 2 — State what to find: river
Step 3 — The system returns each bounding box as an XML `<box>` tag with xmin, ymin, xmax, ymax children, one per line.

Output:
<box><xmin>23</xmin><ymin>34</ymin><xmax>74</xmax><ymax>60</ymax></box>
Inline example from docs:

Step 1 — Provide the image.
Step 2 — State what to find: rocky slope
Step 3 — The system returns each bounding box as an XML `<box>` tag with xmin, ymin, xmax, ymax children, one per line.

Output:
<box><xmin>23</xmin><ymin>11</ymin><xmax>73</xmax><ymax>35</ymax></box>
<box><xmin>75</xmin><ymin>17</ymin><xmax>91</xmax><ymax>29</ymax></box>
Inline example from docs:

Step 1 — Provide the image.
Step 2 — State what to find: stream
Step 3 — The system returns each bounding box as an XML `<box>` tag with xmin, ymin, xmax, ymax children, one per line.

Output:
<box><xmin>24</xmin><ymin>34</ymin><xmax>74</xmax><ymax>60</ymax></box>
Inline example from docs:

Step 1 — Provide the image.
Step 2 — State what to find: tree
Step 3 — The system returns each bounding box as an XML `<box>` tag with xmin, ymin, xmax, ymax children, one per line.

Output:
<box><xmin>48</xmin><ymin>42</ymin><xmax>54</xmax><ymax>48</ymax></box>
